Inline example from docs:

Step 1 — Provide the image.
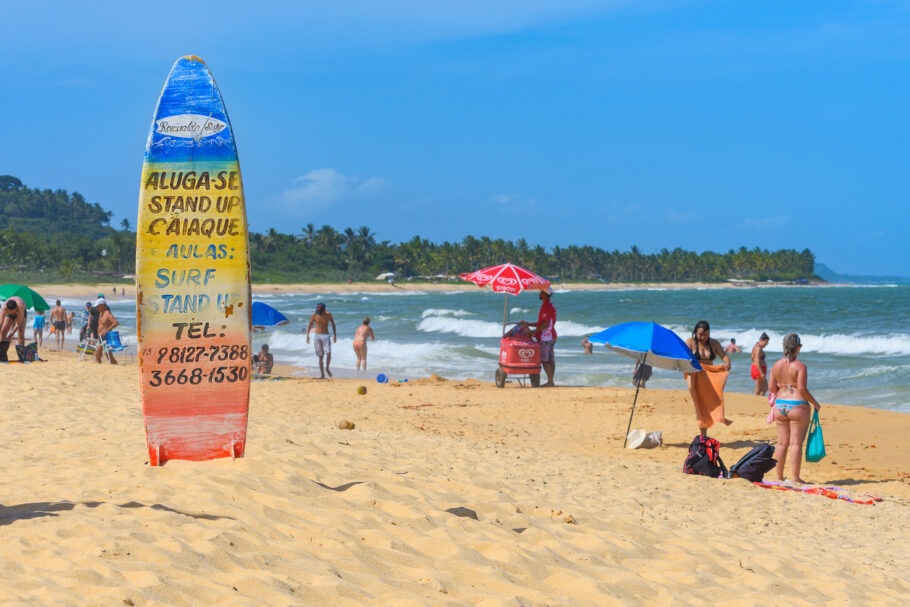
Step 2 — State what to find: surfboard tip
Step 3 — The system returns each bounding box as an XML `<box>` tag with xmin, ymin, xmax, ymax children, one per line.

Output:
<box><xmin>181</xmin><ymin>55</ymin><xmax>206</xmax><ymax>65</ymax></box>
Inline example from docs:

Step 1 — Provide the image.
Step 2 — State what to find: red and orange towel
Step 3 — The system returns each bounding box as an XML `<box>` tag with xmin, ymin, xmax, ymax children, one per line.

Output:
<box><xmin>685</xmin><ymin>364</ymin><xmax>729</xmax><ymax>428</ymax></box>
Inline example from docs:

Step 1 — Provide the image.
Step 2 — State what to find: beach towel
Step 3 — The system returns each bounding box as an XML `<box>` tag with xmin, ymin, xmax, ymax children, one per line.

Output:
<box><xmin>754</xmin><ymin>481</ymin><xmax>880</xmax><ymax>505</ymax></box>
<box><xmin>685</xmin><ymin>364</ymin><xmax>728</xmax><ymax>428</ymax></box>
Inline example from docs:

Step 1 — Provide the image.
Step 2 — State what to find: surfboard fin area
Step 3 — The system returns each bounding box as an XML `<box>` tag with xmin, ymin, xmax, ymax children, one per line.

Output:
<box><xmin>137</xmin><ymin>56</ymin><xmax>251</xmax><ymax>466</ymax></box>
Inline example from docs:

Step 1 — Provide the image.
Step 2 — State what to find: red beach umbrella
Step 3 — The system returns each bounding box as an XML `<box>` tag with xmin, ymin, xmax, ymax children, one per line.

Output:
<box><xmin>459</xmin><ymin>262</ymin><xmax>551</xmax><ymax>332</ymax></box>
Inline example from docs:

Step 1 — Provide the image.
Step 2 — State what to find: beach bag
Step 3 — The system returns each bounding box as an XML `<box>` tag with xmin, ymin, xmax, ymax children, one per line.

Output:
<box><xmin>15</xmin><ymin>343</ymin><xmax>38</xmax><ymax>362</ymax></box>
<box><xmin>729</xmin><ymin>443</ymin><xmax>776</xmax><ymax>482</ymax></box>
<box><xmin>806</xmin><ymin>410</ymin><xmax>826</xmax><ymax>462</ymax></box>
<box><xmin>0</xmin><ymin>340</ymin><xmax>8</xmax><ymax>362</ymax></box>
<box><xmin>683</xmin><ymin>435</ymin><xmax>727</xmax><ymax>478</ymax></box>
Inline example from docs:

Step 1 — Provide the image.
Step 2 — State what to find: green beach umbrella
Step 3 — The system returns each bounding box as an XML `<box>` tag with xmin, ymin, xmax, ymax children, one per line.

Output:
<box><xmin>0</xmin><ymin>284</ymin><xmax>50</xmax><ymax>312</ymax></box>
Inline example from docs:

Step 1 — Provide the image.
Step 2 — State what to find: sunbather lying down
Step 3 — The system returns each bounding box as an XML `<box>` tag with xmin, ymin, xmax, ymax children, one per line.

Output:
<box><xmin>504</xmin><ymin>320</ymin><xmax>532</xmax><ymax>340</ymax></box>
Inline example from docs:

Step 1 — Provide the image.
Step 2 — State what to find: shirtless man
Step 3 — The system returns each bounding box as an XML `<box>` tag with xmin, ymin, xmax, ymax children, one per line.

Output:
<box><xmin>724</xmin><ymin>338</ymin><xmax>742</xmax><ymax>354</ymax></box>
<box><xmin>751</xmin><ymin>332</ymin><xmax>770</xmax><ymax>396</ymax></box>
<box><xmin>1</xmin><ymin>296</ymin><xmax>28</xmax><ymax>347</ymax></box>
<box><xmin>50</xmin><ymin>300</ymin><xmax>67</xmax><ymax>350</ymax></box>
<box><xmin>353</xmin><ymin>317</ymin><xmax>376</xmax><ymax>371</ymax></box>
<box><xmin>305</xmin><ymin>302</ymin><xmax>336</xmax><ymax>378</ymax></box>
<box><xmin>93</xmin><ymin>298</ymin><xmax>120</xmax><ymax>364</ymax></box>
<box><xmin>66</xmin><ymin>311</ymin><xmax>74</xmax><ymax>334</ymax></box>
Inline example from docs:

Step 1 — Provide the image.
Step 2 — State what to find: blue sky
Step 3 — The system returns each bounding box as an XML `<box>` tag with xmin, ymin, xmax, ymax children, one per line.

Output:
<box><xmin>1</xmin><ymin>1</ymin><xmax>908</xmax><ymax>275</ymax></box>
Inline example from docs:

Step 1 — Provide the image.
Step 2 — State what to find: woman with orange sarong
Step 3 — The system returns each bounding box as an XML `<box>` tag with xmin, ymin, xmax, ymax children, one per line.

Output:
<box><xmin>684</xmin><ymin>320</ymin><xmax>733</xmax><ymax>436</ymax></box>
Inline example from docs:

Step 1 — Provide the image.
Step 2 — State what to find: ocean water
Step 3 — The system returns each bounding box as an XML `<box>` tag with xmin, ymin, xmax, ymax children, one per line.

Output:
<box><xmin>63</xmin><ymin>285</ymin><xmax>910</xmax><ymax>413</ymax></box>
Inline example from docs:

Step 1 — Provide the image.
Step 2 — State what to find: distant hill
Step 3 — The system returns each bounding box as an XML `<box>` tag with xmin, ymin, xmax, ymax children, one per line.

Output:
<box><xmin>0</xmin><ymin>174</ymin><xmax>114</xmax><ymax>240</ymax></box>
<box><xmin>814</xmin><ymin>262</ymin><xmax>909</xmax><ymax>285</ymax></box>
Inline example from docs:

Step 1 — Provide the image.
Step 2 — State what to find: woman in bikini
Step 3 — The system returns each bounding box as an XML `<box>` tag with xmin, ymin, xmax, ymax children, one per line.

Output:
<box><xmin>353</xmin><ymin>317</ymin><xmax>376</xmax><ymax>371</ymax></box>
<box><xmin>686</xmin><ymin>320</ymin><xmax>733</xmax><ymax>436</ymax></box>
<box><xmin>685</xmin><ymin>320</ymin><xmax>733</xmax><ymax>435</ymax></box>
<box><xmin>768</xmin><ymin>333</ymin><xmax>820</xmax><ymax>484</ymax></box>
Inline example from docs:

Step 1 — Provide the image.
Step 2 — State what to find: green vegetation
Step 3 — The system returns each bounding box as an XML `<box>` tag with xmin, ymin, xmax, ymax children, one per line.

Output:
<box><xmin>0</xmin><ymin>175</ymin><xmax>816</xmax><ymax>284</ymax></box>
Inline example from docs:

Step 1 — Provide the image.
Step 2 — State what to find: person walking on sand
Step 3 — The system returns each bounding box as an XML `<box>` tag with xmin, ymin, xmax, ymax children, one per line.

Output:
<box><xmin>1</xmin><ymin>296</ymin><xmax>28</xmax><ymax>347</ymax></box>
<box><xmin>353</xmin><ymin>317</ymin><xmax>376</xmax><ymax>371</ymax></box>
<box><xmin>528</xmin><ymin>287</ymin><xmax>557</xmax><ymax>387</ymax></box>
<box><xmin>685</xmin><ymin>320</ymin><xmax>733</xmax><ymax>435</ymax></box>
<box><xmin>769</xmin><ymin>333</ymin><xmax>820</xmax><ymax>484</ymax></box>
<box><xmin>93</xmin><ymin>297</ymin><xmax>119</xmax><ymax>364</ymax></box>
<box><xmin>751</xmin><ymin>332</ymin><xmax>770</xmax><ymax>396</ymax></box>
<box><xmin>724</xmin><ymin>338</ymin><xmax>742</xmax><ymax>354</ymax></box>
<box><xmin>32</xmin><ymin>310</ymin><xmax>46</xmax><ymax>347</ymax></box>
<box><xmin>50</xmin><ymin>300</ymin><xmax>67</xmax><ymax>350</ymax></box>
<box><xmin>306</xmin><ymin>302</ymin><xmax>336</xmax><ymax>378</ymax></box>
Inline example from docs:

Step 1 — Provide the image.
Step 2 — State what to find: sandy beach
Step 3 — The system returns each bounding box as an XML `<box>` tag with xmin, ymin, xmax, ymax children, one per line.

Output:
<box><xmin>2</xmin><ymin>350</ymin><xmax>908</xmax><ymax>605</ymax></box>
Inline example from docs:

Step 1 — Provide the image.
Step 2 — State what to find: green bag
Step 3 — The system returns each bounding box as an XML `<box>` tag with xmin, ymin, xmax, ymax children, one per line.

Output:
<box><xmin>805</xmin><ymin>409</ymin><xmax>826</xmax><ymax>462</ymax></box>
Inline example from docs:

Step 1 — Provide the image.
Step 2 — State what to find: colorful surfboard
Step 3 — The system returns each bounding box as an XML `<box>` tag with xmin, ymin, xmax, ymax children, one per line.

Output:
<box><xmin>136</xmin><ymin>56</ymin><xmax>251</xmax><ymax>466</ymax></box>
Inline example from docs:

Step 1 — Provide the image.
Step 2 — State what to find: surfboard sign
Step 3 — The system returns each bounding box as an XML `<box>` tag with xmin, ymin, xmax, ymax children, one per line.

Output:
<box><xmin>136</xmin><ymin>56</ymin><xmax>251</xmax><ymax>466</ymax></box>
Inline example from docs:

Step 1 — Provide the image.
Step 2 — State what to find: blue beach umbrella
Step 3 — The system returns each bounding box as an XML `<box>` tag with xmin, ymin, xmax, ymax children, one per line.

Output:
<box><xmin>251</xmin><ymin>301</ymin><xmax>289</xmax><ymax>329</ymax></box>
<box><xmin>588</xmin><ymin>322</ymin><xmax>702</xmax><ymax>447</ymax></box>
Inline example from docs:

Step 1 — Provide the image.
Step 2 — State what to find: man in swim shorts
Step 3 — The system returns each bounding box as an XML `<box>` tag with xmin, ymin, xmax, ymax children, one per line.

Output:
<box><xmin>50</xmin><ymin>299</ymin><xmax>67</xmax><ymax>350</ymax></box>
<box><xmin>93</xmin><ymin>297</ymin><xmax>120</xmax><ymax>364</ymax></box>
<box><xmin>306</xmin><ymin>302</ymin><xmax>337</xmax><ymax>378</ymax></box>
<box><xmin>724</xmin><ymin>338</ymin><xmax>742</xmax><ymax>354</ymax></box>
<box><xmin>751</xmin><ymin>332</ymin><xmax>770</xmax><ymax>396</ymax></box>
<box><xmin>353</xmin><ymin>317</ymin><xmax>376</xmax><ymax>371</ymax></box>
<box><xmin>1</xmin><ymin>296</ymin><xmax>28</xmax><ymax>347</ymax></box>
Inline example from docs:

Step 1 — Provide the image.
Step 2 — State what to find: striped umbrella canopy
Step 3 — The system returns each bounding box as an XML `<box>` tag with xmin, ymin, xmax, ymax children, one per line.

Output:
<box><xmin>459</xmin><ymin>262</ymin><xmax>550</xmax><ymax>296</ymax></box>
<box><xmin>460</xmin><ymin>262</ymin><xmax>551</xmax><ymax>333</ymax></box>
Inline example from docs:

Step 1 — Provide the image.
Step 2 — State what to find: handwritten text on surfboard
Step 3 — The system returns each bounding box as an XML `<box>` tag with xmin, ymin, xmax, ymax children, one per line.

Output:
<box><xmin>155</xmin><ymin>114</ymin><xmax>227</xmax><ymax>139</ymax></box>
<box><xmin>144</xmin><ymin>171</ymin><xmax>242</xmax><ymax>237</ymax></box>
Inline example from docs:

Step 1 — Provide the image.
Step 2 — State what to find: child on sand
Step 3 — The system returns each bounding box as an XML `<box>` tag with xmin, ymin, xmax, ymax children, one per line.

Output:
<box><xmin>353</xmin><ymin>318</ymin><xmax>376</xmax><ymax>371</ymax></box>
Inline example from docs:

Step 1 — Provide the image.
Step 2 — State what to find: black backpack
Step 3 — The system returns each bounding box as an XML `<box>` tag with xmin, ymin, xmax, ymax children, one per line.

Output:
<box><xmin>729</xmin><ymin>443</ymin><xmax>777</xmax><ymax>482</ymax></box>
<box><xmin>683</xmin><ymin>435</ymin><xmax>727</xmax><ymax>478</ymax></box>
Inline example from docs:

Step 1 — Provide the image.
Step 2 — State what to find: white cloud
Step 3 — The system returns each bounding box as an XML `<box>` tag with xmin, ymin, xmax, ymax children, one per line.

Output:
<box><xmin>282</xmin><ymin>168</ymin><xmax>389</xmax><ymax>212</ymax></box>
<box><xmin>490</xmin><ymin>193</ymin><xmax>518</xmax><ymax>204</ymax></box>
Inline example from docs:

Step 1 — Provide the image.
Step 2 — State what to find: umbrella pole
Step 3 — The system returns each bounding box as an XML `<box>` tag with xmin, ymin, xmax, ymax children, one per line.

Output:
<box><xmin>622</xmin><ymin>351</ymin><xmax>647</xmax><ymax>448</ymax></box>
<box><xmin>502</xmin><ymin>294</ymin><xmax>508</xmax><ymax>335</ymax></box>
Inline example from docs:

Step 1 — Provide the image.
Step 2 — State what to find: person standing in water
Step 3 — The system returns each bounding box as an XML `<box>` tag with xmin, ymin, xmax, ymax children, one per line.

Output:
<box><xmin>305</xmin><ymin>302</ymin><xmax>336</xmax><ymax>378</ymax></box>
<box><xmin>50</xmin><ymin>300</ymin><xmax>67</xmax><ymax>350</ymax></box>
<box><xmin>353</xmin><ymin>317</ymin><xmax>376</xmax><ymax>371</ymax></box>
<box><xmin>769</xmin><ymin>333</ymin><xmax>820</xmax><ymax>484</ymax></box>
<box><xmin>724</xmin><ymin>338</ymin><xmax>742</xmax><ymax>354</ymax></box>
<box><xmin>751</xmin><ymin>332</ymin><xmax>770</xmax><ymax>396</ymax></box>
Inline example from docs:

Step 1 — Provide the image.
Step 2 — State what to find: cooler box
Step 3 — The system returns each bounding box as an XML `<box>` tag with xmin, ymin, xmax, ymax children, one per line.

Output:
<box><xmin>499</xmin><ymin>337</ymin><xmax>541</xmax><ymax>373</ymax></box>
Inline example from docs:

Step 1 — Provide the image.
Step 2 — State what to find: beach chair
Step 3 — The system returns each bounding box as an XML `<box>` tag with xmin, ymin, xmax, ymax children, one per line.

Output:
<box><xmin>102</xmin><ymin>331</ymin><xmax>132</xmax><ymax>362</ymax></box>
<box><xmin>77</xmin><ymin>336</ymin><xmax>100</xmax><ymax>360</ymax></box>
